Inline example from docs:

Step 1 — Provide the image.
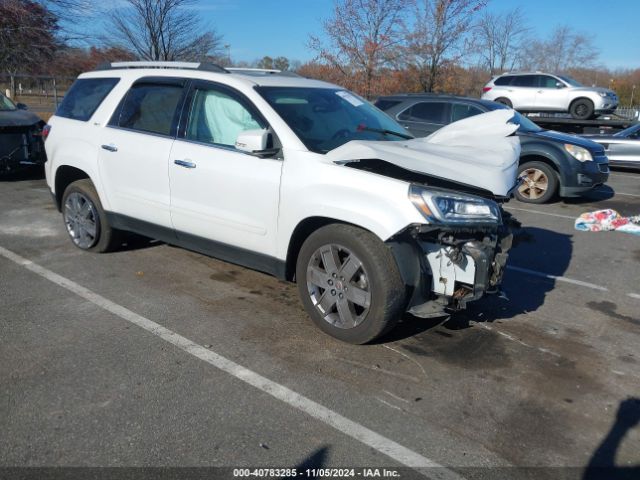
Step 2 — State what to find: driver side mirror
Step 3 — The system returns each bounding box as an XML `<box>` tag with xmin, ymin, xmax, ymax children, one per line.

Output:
<box><xmin>16</xmin><ymin>102</ymin><xmax>28</xmax><ymax>110</ymax></box>
<box><xmin>555</xmin><ymin>82</ymin><xmax>565</xmax><ymax>89</ymax></box>
<box><xmin>235</xmin><ymin>129</ymin><xmax>279</xmax><ymax>157</ymax></box>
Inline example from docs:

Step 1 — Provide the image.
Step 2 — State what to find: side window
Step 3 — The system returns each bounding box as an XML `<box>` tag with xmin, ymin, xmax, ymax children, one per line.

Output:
<box><xmin>56</xmin><ymin>78</ymin><xmax>119</xmax><ymax>121</ymax></box>
<box><xmin>185</xmin><ymin>86</ymin><xmax>264</xmax><ymax>148</ymax></box>
<box><xmin>494</xmin><ymin>76</ymin><xmax>513</xmax><ymax>86</ymax></box>
<box><xmin>113</xmin><ymin>83</ymin><xmax>184</xmax><ymax>136</ymax></box>
<box><xmin>398</xmin><ymin>102</ymin><xmax>446</xmax><ymax>124</ymax></box>
<box><xmin>374</xmin><ymin>99</ymin><xmax>402</xmax><ymax>111</ymax></box>
<box><xmin>512</xmin><ymin>75</ymin><xmax>536</xmax><ymax>87</ymax></box>
<box><xmin>451</xmin><ymin>103</ymin><xmax>484</xmax><ymax>122</ymax></box>
<box><xmin>538</xmin><ymin>75</ymin><xmax>558</xmax><ymax>88</ymax></box>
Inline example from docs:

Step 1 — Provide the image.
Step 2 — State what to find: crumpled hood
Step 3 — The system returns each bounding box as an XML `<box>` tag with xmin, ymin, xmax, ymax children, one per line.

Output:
<box><xmin>327</xmin><ymin>110</ymin><xmax>521</xmax><ymax>196</ymax></box>
<box><xmin>0</xmin><ymin>109</ymin><xmax>42</xmax><ymax>128</ymax></box>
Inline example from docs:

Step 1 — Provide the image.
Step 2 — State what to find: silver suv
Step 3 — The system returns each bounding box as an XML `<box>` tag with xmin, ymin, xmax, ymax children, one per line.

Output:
<box><xmin>481</xmin><ymin>72</ymin><xmax>618</xmax><ymax>120</ymax></box>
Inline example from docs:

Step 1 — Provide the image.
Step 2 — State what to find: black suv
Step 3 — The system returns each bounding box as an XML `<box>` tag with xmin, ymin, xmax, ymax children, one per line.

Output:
<box><xmin>375</xmin><ymin>94</ymin><xmax>610</xmax><ymax>203</ymax></box>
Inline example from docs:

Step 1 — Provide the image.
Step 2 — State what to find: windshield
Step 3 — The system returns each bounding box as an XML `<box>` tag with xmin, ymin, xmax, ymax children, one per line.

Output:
<box><xmin>0</xmin><ymin>93</ymin><xmax>16</xmax><ymax>111</ymax></box>
<box><xmin>256</xmin><ymin>87</ymin><xmax>412</xmax><ymax>153</ymax></box>
<box><xmin>557</xmin><ymin>75</ymin><xmax>583</xmax><ymax>87</ymax></box>
<box><xmin>614</xmin><ymin>123</ymin><xmax>640</xmax><ymax>138</ymax></box>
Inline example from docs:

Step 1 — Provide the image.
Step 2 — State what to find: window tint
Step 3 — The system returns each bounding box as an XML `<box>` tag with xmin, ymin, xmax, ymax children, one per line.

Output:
<box><xmin>374</xmin><ymin>99</ymin><xmax>402</xmax><ymax>111</ymax></box>
<box><xmin>398</xmin><ymin>102</ymin><xmax>446</xmax><ymax>123</ymax></box>
<box><xmin>538</xmin><ymin>75</ymin><xmax>559</xmax><ymax>88</ymax></box>
<box><xmin>114</xmin><ymin>83</ymin><xmax>183</xmax><ymax>136</ymax></box>
<box><xmin>494</xmin><ymin>76</ymin><xmax>513</xmax><ymax>86</ymax></box>
<box><xmin>185</xmin><ymin>86</ymin><xmax>264</xmax><ymax>147</ymax></box>
<box><xmin>56</xmin><ymin>78</ymin><xmax>119</xmax><ymax>121</ymax></box>
<box><xmin>511</xmin><ymin>75</ymin><xmax>536</xmax><ymax>87</ymax></box>
<box><xmin>451</xmin><ymin>103</ymin><xmax>484</xmax><ymax>122</ymax></box>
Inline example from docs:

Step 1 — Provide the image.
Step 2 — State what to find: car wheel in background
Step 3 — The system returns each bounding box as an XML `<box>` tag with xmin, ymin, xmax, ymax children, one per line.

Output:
<box><xmin>62</xmin><ymin>179</ymin><xmax>123</xmax><ymax>253</ymax></box>
<box><xmin>515</xmin><ymin>161</ymin><xmax>558</xmax><ymax>204</ymax></box>
<box><xmin>495</xmin><ymin>97</ymin><xmax>513</xmax><ymax>108</ymax></box>
<box><xmin>570</xmin><ymin>99</ymin><xmax>595</xmax><ymax>120</ymax></box>
<box><xmin>296</xmin><ymin>224</ymin><xmax>406</xmax><ymax>344</ymax></box>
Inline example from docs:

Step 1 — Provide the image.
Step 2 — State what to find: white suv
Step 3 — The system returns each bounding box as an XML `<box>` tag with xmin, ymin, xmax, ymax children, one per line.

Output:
<box><xmin>44</xmin><ymin>61</ymin><xmax>518</xmax><ymax>344</ymax></box>
<box><xmin>482</xmin><ymin>72</ymin><xmax>618</xmax><ymax>120</ymax></box>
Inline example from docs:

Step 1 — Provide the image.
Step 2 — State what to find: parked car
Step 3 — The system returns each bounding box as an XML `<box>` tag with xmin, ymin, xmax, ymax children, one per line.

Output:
<box><xmin>481</xmin><ymin>72</ymin><xmax>618</xmax><ymax>120</ymax></box>
<box><xmin>582</xmin><ymin>123</ymin><xmax>640</xmax><ymax>169</ymax></box>
<box><xmin>0</xmin><ymin>92</ymin><xmax>46</xmax><ymax>174</ymax></box>
<box><xmin>44</xmin><ymin>61</ymin><xmax>520</xmax><ymax>344</ymax></box>
<box><xmin>375</xmin><ymin>94</ymin><xmax>610</xmax><ymax>203</ymax></box>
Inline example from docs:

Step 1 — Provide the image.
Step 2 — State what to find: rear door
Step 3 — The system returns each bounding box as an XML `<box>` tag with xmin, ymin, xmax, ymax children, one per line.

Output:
<box><xmin>509</xmin><ymin>75</ymin><xmax>538</xmax><ymax>109</ymax></box>
<box><xmin>98</xmin><ymin>78</ymin><xmax>186</xmax><ymax>228</ymax></box>
<box><xmin>168</xmin><ymin>80</ymin><xmax>282</xmax><ymax>256</ymax></box>
<box><xmin>396</xmin><ymin>101</ymin><xmax>448</xmax><ymax>137</ymax></box>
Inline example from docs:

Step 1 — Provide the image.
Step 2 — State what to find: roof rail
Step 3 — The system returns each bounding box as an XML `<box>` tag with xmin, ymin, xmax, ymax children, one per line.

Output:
<box><xmin>226</xmin><ymin>67</ymin><xmax>301</xmax><ymax>77</ymax></box>
<box><xmin>94</xmin><ymin>61</ymin><xmax>228</xmax><ymax>73</ymax></box>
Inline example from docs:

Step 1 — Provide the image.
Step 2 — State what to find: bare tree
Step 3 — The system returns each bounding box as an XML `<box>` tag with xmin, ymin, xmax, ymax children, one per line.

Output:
<box><xmin>309</xmin><ymin>0</ymin><xmax>408</xmax><ymax>98</ymax></box>
<box><xmin>404</xmin><ymin>0</ymin><xmax>485</xmax><ymax>92</ymax></box>
<box><xmin>108</xmin><ymin>0</ymin><xmax>223</xmax><ymax>61</ymax></box>
<box><xmin>476</xmin><ymin>7</ymin><xmax>528</xmax><ymax>75</ymax></box>
<box><xmin>521</xmin><ymin>25</ymin><xmax>599</xmax><ymax>72</ymax></box>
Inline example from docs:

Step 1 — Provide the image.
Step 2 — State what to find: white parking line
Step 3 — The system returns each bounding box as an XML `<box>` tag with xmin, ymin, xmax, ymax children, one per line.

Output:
<box><xmin>0</xmin><ymin>245</ymin><xmax>465</xmax><ymax>480</ymax></box>
<box><xmin>503</xmin><ymin>206</ymin><xmax>575</xmax><ymax>220</ymax></box>
<box><xmin>595</xmin><ymin>188</ymin><xmax>640</xmax><ymax>198</ymax></box>
<box><xmin>506</xmin><ymin>265</ymin><xmax>609</xmax><ymax>292</ymax></box>
<box><xmin>628</xmin><ymin>293</ymin><xmax>640</xmax><ymax>300</ymax></box>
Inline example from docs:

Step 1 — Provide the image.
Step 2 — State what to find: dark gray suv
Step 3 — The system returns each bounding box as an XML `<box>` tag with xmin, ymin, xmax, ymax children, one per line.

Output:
<box><xmin>375</xmin><ymin>94</ymin><xmax>610</xmax><ymax>203</ymax></box>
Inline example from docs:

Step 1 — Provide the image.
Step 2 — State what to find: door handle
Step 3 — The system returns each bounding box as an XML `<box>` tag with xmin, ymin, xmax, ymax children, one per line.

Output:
<box><xmin>174</xmin><ymin>159</ymin><xmax>196</xmax><ymax>169</ymax></box>
<box><xmin>101</xmin><ymin>144</ymin><xmax>118</xmax><ymax>152</ymax></box>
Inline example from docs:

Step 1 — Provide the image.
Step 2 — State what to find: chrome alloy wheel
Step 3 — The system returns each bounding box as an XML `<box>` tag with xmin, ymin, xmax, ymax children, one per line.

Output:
<box><xmin>306</xmin><ymin>244</ymin><xmax>371</xmax><ymax>329</ymax></box>
<box><xmin>518</xmin><ymin>168</ymin><xmax>549</xmax><ymax>200</ymax></box>
<box><xmin>64</xmin><ymin>192</ymin><xmax>98</xmax><ymax>249</ymax></box>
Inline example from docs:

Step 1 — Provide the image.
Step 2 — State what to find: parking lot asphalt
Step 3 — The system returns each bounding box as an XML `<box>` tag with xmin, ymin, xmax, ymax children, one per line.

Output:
<box><xmin>1</xmin><ymin>169</ymin><xmax>639</xmax><ymax>479</ymax></box>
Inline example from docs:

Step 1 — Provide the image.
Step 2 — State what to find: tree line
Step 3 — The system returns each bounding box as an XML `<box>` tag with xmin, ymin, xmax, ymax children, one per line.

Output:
<box><xmin>1</xmin><ymin>0</ymin><xmax>638</xmax><ymax>106</ymax></box>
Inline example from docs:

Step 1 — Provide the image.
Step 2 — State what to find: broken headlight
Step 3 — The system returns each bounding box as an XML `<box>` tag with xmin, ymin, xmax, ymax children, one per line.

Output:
<box><xmin>409</xmin><ymin>185</ymin><xmax>501</xmax><ymax>225</ymax></box>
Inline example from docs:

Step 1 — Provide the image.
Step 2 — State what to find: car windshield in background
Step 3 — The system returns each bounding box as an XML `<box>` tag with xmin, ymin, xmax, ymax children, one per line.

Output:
<box><xmin>0</xmin><ymin>93</ymin><xmax>16</xmax><ymax>111</ymax></box>
<box><xmin>558</xmin><ymin>75</ymin><xmax>583</xmax><ymax>87</ymax></box>
<box><xmin>256</xmin><ymin>87</ymin><xmax>412</xmax><ymax>153</ymax></box>
<box><xmin>614</xmin><ymin>123</ymin><xmax>640</xmax><ymax>138</ymax></box>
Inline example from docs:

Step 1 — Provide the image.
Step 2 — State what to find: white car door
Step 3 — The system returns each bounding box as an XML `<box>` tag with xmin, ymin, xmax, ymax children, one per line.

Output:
<box><xmin>168</xmin><ymin>80</ymin><xmax>283</xmax><ymax>257</ymax></box>
<box><xmin>509</xmin><ymin>75</ymin><xmax>538</xmax><ymax>109</ymax></box>
<box><xmin>98</xmin><ymin>78</ymin><xmax>186</xmax><ymax>228</ymax></box>
<box><xmin>534</xmin><ymin>75</ymin><xmax>569</xmax><ymax>110</ymax></box>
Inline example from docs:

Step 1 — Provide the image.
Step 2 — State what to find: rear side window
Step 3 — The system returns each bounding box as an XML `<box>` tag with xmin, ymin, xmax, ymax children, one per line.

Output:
<box><xmin>494</xmin><ymin>76</ymin><xmax>513</xmax><ymax>86</ymax></box>
<box><xmin>56</xmin><ymin>78</ymin><xmax>119</xmax><ymax>121</ymax></box>
<box><xmin>511</xmin><ymin>75</ymin><xmax>536</xmax><ymax>87</ymax></box>
<box><xmin>111</xmin><ymin>83</ymin><xmax>184</xmax><ymax>136</ymax></box>
<box><xmin>374</xmin><ymin>99</ymin><xmax>402</xmax><ymax>111</ymax></box>
<box><xmin>398</xmin><ymin>102</ymin><xmax>446</xmax><ymax>124</ymax></box>
<box><xmin>451</xmin><ymin>103</ymin><xmax>484</xmax><ymax>122</ymax></box>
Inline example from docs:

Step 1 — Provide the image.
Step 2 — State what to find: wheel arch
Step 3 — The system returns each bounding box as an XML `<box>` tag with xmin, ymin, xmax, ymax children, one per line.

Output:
<box><xmin>569</xmin><ymin>96</ymin><xmax>595</xmax><ymax>110</ymax></box>
<box><xmin>54</xmin><ymin>165</ymin><xmax>92</xmax><ymax>211</ymax></box>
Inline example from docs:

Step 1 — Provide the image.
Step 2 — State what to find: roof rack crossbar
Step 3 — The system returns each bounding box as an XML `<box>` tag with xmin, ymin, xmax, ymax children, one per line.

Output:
<box><xmin>225</xmin><ymin>67</ymin><xmax>301</xmax><ymax>77</ymax></box>
<box><xmin>95</xmin><ymin>61</ymin><xmax>228</xmax><ymax>73</ymax></box>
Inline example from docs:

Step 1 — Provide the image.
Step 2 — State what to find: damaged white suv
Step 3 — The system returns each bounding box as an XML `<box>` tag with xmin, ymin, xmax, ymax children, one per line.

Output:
<box><xmin>44</xmin><ymin>62</ymin><xmax>520</xmax><ymax>344</ymax></box>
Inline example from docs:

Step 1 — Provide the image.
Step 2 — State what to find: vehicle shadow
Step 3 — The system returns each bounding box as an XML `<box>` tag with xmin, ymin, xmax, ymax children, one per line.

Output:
<box><xmin>115</xmin><ymin>234</ymin><xmax>164</xmax><ymax>252</ymax></box>
<box><xmin>582</xmin><ymin>397</ymin><xmax>640</xmax><ymax>480</ymax></box>
<box><xmin>0</xmin><ymin>165</ymin><xmax>45</xmax><ymax>181</ymax></box>
<box><xmin>284</xmin><ymin>446</ymin><xmax>329</xmax><ymax>479</ymax></box>
<box><xmin>381</xmin><ymin>226</ymin><xmax>573</xmax><ymax>341</ymax></box>
<box><xmin>563</xmin><ymin>185</ymin><xmax>615</xmax><ymax>204</ymax></box>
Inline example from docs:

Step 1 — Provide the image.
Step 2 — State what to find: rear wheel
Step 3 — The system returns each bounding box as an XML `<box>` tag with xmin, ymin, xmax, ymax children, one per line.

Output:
<box><xmin>495</xmin><ymin>97</ymin><xmax>513</xmax><ymax>108</ymax></box>
<box><xmin>62</xmin><ymin>179</ymin><xmax>123</xmax><ymax>252</ymax></box>
<box><xmin>296</xmin><ymin>224</ymin><xmax>406</xmax><ymax>344</ymax></box>
<box><xmin>515</xmin><ymin>161</ymin><xmax>558</xmax><ymax>204</ymax></box>
<box><xmin>570</xmin><ymin>99</ymin><xmax>594</xmax><ymax>120</ymax></box>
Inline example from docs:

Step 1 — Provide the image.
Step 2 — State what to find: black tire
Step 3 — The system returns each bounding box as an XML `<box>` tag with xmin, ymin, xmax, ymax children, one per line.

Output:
<box><xmin>295</xmin><ymin>224</ymin><xmax>406</xmax><ymax>344</ymax></box>
<box><xmin>61</xmin><ymin>179</ymin><xmax>123</xmax><ymax>253</ymax></box>
<box><xmin>495</xmin><ymin>97</ymin><xmax>512</xmax><ymax>108</ymax></box>
<box><xmin>515</xmin><ymin>161</ymin><xmax>559</xmax><ymax>204</ymax></box>
<box><xmin>569</xmin><ymin>98</ymin><xmax>594</xmax><ymax>120</ymax></box>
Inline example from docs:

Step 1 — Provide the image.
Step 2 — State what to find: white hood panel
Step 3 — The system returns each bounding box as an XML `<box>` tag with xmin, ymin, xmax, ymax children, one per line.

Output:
<box><xmin>327</xmin><ymin>110</ymin><xmax>521</xmax><ymax>196</ymax></box>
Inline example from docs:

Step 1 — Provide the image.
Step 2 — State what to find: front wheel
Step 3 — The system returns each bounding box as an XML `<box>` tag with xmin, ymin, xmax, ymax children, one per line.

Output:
<box><xmin>570</xmin><ymin>99</ymin><xmax>594</xmax><ymax>120</ymax></box>
<box><xmin>296</xmin><ymin>224</ymin><xmax>406</xmax><ymax>344</ymax></box>
<box><xmin>515</xmin><ymin>161</ymin><xmax>559</xmax><ymax>204</ymax></box>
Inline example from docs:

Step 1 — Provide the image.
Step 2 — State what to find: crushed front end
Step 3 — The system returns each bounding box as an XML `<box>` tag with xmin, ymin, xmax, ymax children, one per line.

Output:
<box><xmin>0</xmin><ymin>123</ymin><xmax>46</xmax><ymax>173</ymax></box>
<box><xmin>388</xmin><ymin>185</ymin><xmax>519</xmax><ymax>317</ymax></box>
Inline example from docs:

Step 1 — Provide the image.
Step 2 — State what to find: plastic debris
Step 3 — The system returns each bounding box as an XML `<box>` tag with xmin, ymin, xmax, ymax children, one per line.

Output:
<box><xmin>574</xmin><ymin>209</ymin><xmax>640</xmax><ymax>235</ymax></box>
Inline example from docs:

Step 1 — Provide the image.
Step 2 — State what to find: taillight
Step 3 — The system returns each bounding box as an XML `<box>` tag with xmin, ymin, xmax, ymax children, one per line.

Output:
<box><xmin>482</xmin><ymin>87</ymin><xmax>492</xmax><ymax>93</ymax></box>
<box><xmin>42</xmin><ymin>124</ymin><xmax>51</xmax><ymax>141</ymax></box>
